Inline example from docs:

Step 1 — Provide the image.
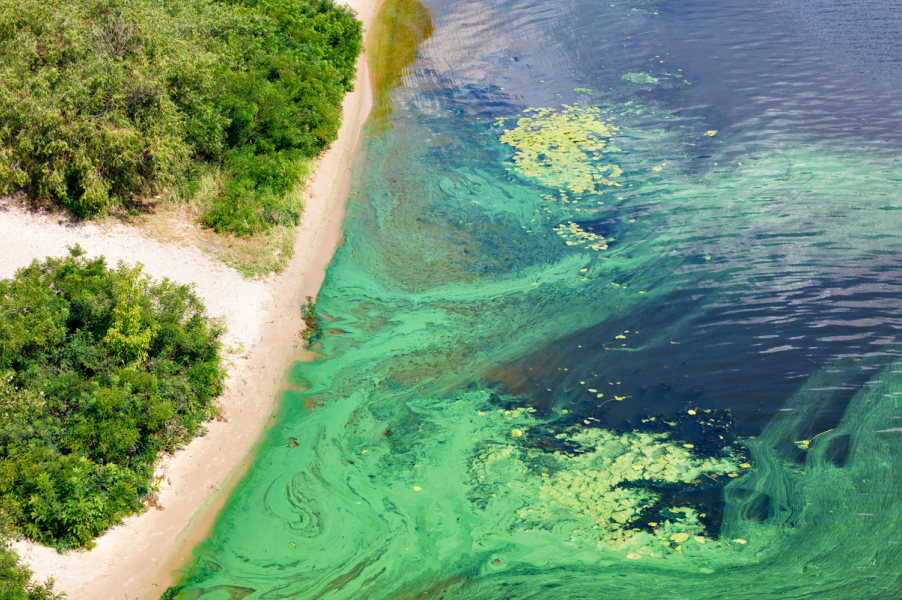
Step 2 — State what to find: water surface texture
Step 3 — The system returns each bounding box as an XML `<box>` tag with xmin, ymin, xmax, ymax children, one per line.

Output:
<box><xmin>167</xmin><ymin>0</ymin><xmax>902</xmax><ymax>598</ymax></box>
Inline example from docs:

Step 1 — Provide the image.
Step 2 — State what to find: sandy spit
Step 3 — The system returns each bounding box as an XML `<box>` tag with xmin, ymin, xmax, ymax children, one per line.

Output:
<box><xmin>4</xmin><ymin>1</ymin><xmax>380</xmax><ymax>597</ymax></box>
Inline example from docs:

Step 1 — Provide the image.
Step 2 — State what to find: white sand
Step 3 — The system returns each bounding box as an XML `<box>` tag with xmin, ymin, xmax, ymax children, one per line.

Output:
<box><xmin>3</xmin><ymin>1</ymin><xmax>380</xmax><ymax>597</ymax></box>
<box><xmin>0</xmin><ymin>200</ymin><xmax>271</xmax><ymax>355</ymax></box>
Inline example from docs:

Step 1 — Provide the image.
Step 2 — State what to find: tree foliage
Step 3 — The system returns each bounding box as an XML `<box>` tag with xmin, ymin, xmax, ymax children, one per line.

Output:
<box><xmin>0</xmin><ymin>247</ymin><xmax>224</xmax><ymax>551</ymax></box>
<box><xmin>0</xmin><ymin>0</ymin><xmax>362</xmax><ymax>237</ymax></box>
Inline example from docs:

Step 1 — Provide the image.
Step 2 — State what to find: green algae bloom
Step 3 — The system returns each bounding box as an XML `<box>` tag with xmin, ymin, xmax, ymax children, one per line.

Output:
<box><xmin>499</xmin><ymin>106</ymin><xmax>623</xmax><ymax>194</ymax></box>
<box><xmin>622</xmin><ymin>72</ymin><xmax>660</xmax><ymax>85</ymax></box>
<box><xmin>472</xmin><ymin>422</ymin><xmax>742</xmax><ymax>553</ymax></box>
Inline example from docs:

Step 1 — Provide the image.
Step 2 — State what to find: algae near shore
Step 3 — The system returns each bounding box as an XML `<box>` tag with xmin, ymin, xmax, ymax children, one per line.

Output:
<box><xmin>164</xmin><ymin>0</ymin><xmax>902</xmax><ymax>597</ymax></box>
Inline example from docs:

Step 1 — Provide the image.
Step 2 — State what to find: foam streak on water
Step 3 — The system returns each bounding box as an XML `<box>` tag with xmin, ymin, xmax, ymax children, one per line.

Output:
<box><xmin>166</xmin><ymin>0</ymin><xmax>902</xmax><ymax>598</ymax></box>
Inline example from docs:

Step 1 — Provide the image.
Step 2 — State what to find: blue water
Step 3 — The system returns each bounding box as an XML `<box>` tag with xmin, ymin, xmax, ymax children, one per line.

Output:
<box><xmin>165</xmin><ymin>0</ymin><xmax>902</xmax><ymax>598</ymax></box>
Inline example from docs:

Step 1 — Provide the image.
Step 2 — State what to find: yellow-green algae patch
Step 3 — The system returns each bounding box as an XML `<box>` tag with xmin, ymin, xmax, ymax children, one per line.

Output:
<box><xmin>554</xmin><ymin>221</ymin><xmax>608</xmax><ymax>250</ymax></box>
<box><xmin>498</xmin><ymin>106</ymin><xmax>623</xmax><ymax>194</ymax></box>
<box><xmin>471</xmin><ymin>421</ymin><xmax>742</xmax><ymax>555</ymax></box>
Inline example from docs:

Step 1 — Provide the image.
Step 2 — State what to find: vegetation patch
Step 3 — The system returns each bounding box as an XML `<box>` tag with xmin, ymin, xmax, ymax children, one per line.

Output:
<box><xmin>622</xmin><ymin>72</ymin><xmax>660</xmax><ymax>85</ymax></box>
<box><xmin>553</xmin><ymin>221</ymin><xmax>608</xmax><ymax>251</ymax></box>
<box><xmin>469</xmin><ymin>405</ymin><xmax>749</xmax><ymax>558</ymax></box>
<box><xmin>139</xmin><ymin>171</ymin><xmax>304</xmax><ymax>279</ymax></box>
<box><xmin>0</xmin><ymin>0</ymin><xmax>362</xmax><ymax>243</ymax></box>
<box><xmin>299</xmin><ymin>295</ymin><xmax>322</xmax><ymax>345</ymax></box>
<box><xmin>0</xmin><ymin>247</ymin><xmax>224</xmax><ymax>551</ymax></box>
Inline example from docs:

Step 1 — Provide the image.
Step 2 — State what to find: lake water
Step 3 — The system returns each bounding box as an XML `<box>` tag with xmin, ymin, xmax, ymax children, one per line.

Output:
<box><xmin>165</xmin><ymin>0</ymin><xmax>902</xmax><ymax>598</ymax></box>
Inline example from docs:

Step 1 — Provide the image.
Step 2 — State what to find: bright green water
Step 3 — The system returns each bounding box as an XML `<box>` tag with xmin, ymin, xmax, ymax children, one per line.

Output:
<box><xmin>165</xmin><ymin>0</ymin><xmax>902</xmax><ymax>597</ymax></box>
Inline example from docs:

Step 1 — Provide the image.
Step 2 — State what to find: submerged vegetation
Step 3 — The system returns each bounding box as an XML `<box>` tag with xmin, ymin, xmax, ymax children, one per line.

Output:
<box><xmin>0</xmin><ymin>247</ymin><xmax>224</xmax><ymax>551</ymax></box>
<box><xmin>0</xmin><ymin>0</ymin><xmax>362</xmax><ymax>242</ymax></box>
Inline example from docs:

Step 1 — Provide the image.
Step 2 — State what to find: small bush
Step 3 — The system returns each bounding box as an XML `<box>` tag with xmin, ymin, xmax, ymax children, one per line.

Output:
<box><xmin>0</xmin><ymin>246</ymin><xmax>224</xmax><ymax>550</ymax></box>
<box><xmin>203</xmin><ymin>149</ymin><xmax>310</xmax><ymax>237</ymax></box>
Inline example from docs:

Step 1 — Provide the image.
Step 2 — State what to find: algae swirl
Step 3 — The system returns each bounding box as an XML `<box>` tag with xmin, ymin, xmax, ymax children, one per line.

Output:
<box><xmin>165</xmin><ymin>0</ymin><xmax>902</xmax><ymax>597</ymax></box>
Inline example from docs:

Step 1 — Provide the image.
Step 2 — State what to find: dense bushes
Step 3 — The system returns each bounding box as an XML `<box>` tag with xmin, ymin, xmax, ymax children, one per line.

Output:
<box><xmin>0</xmin><ymin>247</ymin><xmax>224</xmax><ymax>550</ymax></box>
<box><xmin>0</xmin><ymin>0</ymin><xmax>362</xmax><ymax>236</ymax></box>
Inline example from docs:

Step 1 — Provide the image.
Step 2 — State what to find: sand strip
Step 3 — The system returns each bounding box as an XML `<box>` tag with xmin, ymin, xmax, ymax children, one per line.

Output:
<box><xmin>4</xmin><ymin>1</ymin><xmax>380</xmax><ymax>597</ymax></box>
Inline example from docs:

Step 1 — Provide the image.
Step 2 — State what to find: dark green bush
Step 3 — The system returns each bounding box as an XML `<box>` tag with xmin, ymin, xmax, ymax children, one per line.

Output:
<box><xmin>236</xmin><ymin>0</ymin><xmax>362</xmax><ymax>91</ymax></box>
<box><xmin>0</xmin><ymin>246</ymin><xmax>224</xmax><ymax>550</ymax></box>
<box><xmin>0</xmin><ymin>0</ymin><xmax>362</xmax><ymax>236</ymax></box>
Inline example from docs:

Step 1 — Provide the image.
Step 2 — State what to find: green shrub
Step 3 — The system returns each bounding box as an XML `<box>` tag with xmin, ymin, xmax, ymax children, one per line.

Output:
<box><xmin>0</xmin><ymin>536</ymin><xmax>63</xmax><ymax>599</ymax></box>
<box><xmin>203</xmin><ymin>149</ymin><xmax>310</xmax><ymax>236</ymax></box>
<box><xmin>0</xmin><ymin>246</ymin><xmax>224</xmax><ymax>550</ymax></box>
<box><xmin>0</xmin><ymin>0</ymin><xmax>362</xmax><ymax>237</ymax></box>
<box><xmin>236</xmin><ymin>0</ymin><xmax>362</xmax><ymax>91</ymax></box>
<box><xmin>0</xmin><ymin>0</ymin><xmax>212</xmax><ymax>215</ymax></box>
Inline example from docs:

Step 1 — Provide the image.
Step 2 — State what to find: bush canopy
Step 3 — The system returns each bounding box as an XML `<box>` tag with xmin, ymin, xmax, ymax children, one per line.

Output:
<box><xmin>0</xmin><ymin>246</ymin><xmax>225</xmax><ymax>550</ymax></box>
<box><xmin>0</xmin><ymin>0</ymin><xmax>362</xmax><ymax>237</ymax></box>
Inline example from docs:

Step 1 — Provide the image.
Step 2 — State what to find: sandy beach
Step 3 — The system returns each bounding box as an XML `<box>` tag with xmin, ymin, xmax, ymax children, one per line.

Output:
<box><xmin>3</xmin><ymin>0</ymin><xmax>379</xmax><ymax>597</ymax></box>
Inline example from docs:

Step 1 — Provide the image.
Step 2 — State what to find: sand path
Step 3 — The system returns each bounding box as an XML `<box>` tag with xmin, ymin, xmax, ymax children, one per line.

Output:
<box><xmin>3</xmin><ymin>1</ymin><xmax>380</xmax><ymax>597</ymax></box>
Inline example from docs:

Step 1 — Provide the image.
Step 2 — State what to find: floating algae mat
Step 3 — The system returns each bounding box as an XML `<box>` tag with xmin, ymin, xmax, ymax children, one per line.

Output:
<box><xmin>166</xmin><ymin>0</ymin><xmax>902</xmax><ymax>597</ymax></box>
<box><xmin>471</xmin><ymin>416</ymin><xmax>745</xmax><ymax>552</ymax></box>
<box><xmin>497</xmin><ymin>105</ymin><xmax>623</xmax><ymax>194</ymax></box>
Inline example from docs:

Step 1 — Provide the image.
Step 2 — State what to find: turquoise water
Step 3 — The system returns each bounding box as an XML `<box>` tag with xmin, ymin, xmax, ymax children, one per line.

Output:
<box><xmin>165</xmin><ymin>0</ymin><xmax>902</xmax><ymax>597</ymax></box>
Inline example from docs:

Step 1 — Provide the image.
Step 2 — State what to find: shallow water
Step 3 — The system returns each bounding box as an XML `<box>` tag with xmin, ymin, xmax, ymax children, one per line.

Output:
<box><xmin>165</xmin><ymin>0</ymin><xmax>902</xmax><ymax>598</ymax></box>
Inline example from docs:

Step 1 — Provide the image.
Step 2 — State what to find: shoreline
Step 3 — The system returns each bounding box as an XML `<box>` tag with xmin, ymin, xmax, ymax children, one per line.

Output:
<box><xmin>5</xmin><ymin>0</ymin><xmax>380</xmax><ymax>597</ymax></box>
